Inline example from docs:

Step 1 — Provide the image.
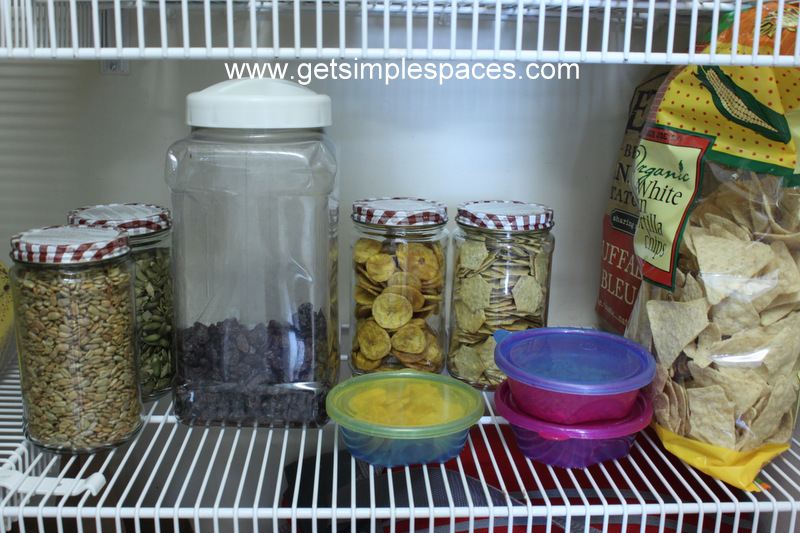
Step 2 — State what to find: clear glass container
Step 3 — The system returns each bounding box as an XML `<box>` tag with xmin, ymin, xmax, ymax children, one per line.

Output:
<box><xmin>165</xmin><ymin>79</ymin><xmax>339</xmax><ymax>427</ymax></box>
<box><xmin>9</xmin><ymin>226</ymin><xmax>143</xmax><ymax>454</ymax></box>
<box><xmin>350</xmin><ymin>198</ymin><xmax>448</xmax><ymax>375</ymax></box>
<box><xmin>448</xmin><ymin>200</ymin><xmax>554</xmax><ymax>390</ymax></box>
<box><xmin>68</xmin><ymin>203</ymin><xmax>175</xmax><ymax>402</ymax></box>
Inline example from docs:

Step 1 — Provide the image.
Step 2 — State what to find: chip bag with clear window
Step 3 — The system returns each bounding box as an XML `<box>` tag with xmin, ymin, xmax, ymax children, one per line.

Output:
<box><xmin>625</xmin><ymin>2</ymin><xmax>800</xmax><ymax>491</ymax></box>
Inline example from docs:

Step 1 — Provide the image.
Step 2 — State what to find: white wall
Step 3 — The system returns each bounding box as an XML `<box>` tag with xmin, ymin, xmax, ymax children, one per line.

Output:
<box><xmin>0</xmin><ymin>59</ymin><xmax>654</xmax><ymax>329</ymax></box>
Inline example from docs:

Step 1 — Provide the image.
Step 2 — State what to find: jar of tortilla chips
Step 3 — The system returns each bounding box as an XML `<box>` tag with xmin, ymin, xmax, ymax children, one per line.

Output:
<box><xmin>350</xmin><ymin>197</ymin><xmax>448</xmax><ymax>374</ymax></box>
<box><xmin>448</xmin><ymin>200</ymin><xmax>554</xmax><ymax>390</ymax></box>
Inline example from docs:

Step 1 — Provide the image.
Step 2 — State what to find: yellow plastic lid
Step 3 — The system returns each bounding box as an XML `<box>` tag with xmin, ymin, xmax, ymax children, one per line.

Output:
<box><xmin>326</xmin><ymin>371</ymin><xmax>484</xmax><ymax>439</ymax></box>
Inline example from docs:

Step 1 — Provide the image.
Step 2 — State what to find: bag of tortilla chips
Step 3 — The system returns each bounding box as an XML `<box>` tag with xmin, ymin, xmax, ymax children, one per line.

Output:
<box><xmin>626</xmin><ymin>2</ymin><xmax>800</xmax><ymax>491</ymax></box>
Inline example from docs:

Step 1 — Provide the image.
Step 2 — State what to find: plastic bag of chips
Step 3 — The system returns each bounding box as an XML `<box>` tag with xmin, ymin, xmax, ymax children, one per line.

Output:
<box><xmin>625</xmin><ymin>2</ymin><xmax>800</xmax><ymax>491</ymax></box>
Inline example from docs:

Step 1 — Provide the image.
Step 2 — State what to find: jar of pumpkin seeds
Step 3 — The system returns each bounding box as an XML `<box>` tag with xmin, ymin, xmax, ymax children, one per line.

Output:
<box><xmin>350</xmin><ymin>197</ymin><xmax>448</xmax><ymax>375</ymax></box>
<box><xmin>68</xmin><ymin>203</ymin><xmax>175</xmax><ymax>401</ymax></box>
<box><xmin>9</xmin><ymin>226</ymin><xmax>143</xmax><ymax>453</ymax></box>
<box><xmin>448</xmin><ymin>200</ymin><xmax>554</xmax><ymax>390</ymax></box>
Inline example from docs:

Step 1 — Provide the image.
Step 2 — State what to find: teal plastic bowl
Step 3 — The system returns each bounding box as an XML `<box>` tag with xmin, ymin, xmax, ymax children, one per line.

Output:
<box><xmin>327</xmin><ymin>371</ymin><xmax>484</xmax><ymax>467</ymax></box>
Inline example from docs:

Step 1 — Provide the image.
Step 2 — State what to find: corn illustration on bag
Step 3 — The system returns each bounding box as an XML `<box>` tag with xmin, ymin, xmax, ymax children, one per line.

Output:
<box><xmin>625</xmin><ymin>2</ymin><xmax>800</xmax><ymax>491</ymax></box>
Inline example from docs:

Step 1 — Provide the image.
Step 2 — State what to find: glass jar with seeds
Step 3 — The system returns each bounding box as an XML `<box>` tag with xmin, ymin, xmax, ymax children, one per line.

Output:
<box><xmin>350</xmin><ymin>197</ymin><xmax>449</xmax><ymax>375</ymax></box>
<box><xmin>68</xmin><ymin>203</ymin><xmax>175</xmax><ymax>401</ymax></box>
<box><xmin>448</xmin><ymin>200</ymin><xmax>554</xmax><ymax>390</ymax></box>
<box><xmin>9</xmin><ymin>226</ymin><xmax>143</xmax><ymax>454</ymax></box>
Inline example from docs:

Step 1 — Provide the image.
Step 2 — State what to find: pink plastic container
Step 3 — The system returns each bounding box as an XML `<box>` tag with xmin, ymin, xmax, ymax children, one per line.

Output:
<box><xmin>493</xmin><ymin>328</ymin><xmax>655</xmax><ymax>425</ymax></box>
<box><xmin>496</xmin><ymin>381</ymin><xmax>652</xmax><ymax>468</ymax></box>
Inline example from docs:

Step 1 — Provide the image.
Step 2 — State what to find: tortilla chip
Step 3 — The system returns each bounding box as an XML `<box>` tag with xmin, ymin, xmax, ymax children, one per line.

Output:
<box><xmin>687</xmin><ymin>385</ymin><xmax>737</xmax><ymax>450</ymax></box>
<box><xmin>646</xmin><ymin>298</ymin><xmax>709</xmax><ymax>367</ymax></box>
<box><xmin>710</xmin><ymin>297</ymin><xmax>761</xmax><ymax>336</ymax></box>
<box><xmin>693</xmin><ymin>235</ymin><xmax>774</xmax><ymax>305</ymax></box>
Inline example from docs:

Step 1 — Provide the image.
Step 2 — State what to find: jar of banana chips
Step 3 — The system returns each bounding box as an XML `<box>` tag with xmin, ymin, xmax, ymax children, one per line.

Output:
<box><xmin>448</xmin><ymin>200</ymin><xmax>554</xmax><ymax>390</ymax></box>
<box><xmin>350</xmin><ymin>198</ymin><xmax>448</xmax><ymax>374</ymax></box>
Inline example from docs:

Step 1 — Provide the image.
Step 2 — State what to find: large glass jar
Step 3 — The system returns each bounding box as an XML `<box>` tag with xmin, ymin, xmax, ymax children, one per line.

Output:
<box><xmin>448</xmin><ymin>200</ymin><xmax>554</xmax><ymax>390</ymax></box>
<box><xmin>9</xmin><ymin>226</ymin><xmax>143</xmax><ymax>453</ymax></box>
<box><xmin>350</xmin><ymin>198</ymin><xmax>448</xmax><ymax>375</ymax></box>
<box><xmin>68</xmin><ymin>203</ymin><xmax>175</xmax><ymax>402</ymax></box>
<box><xmin>165</xmin><ymin>79</ymin><xmax>339</xmax><ymax>427</ymax></box>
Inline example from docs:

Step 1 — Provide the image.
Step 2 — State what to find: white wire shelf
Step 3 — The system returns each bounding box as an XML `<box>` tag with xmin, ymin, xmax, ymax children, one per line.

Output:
<box><xmin>0</xmin><ymin>365</ymin><xmax>800</xmax><ymax>532</ymax></box>
<box><xmin>1</xmin><ymin>0</ymin><xmax>799</xmax><ymax>65</ymax></box>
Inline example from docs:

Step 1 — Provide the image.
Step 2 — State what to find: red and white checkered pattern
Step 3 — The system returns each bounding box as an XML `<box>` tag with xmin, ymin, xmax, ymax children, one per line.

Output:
<box><xmin>456</xmin><ymin>200</ymin><xmax>554</xmax><ymax>231</ymax></box>
<box><xmin>68</xmin><ymin>203</ymin><xmax>172</xmax><ymax>236</ymax></box>
<box><xmin>10</xmin><ymin>225</ymin><xmax>130</xmax><ymax>264</ymax></box>
<box><xmin>352</xmin><ymin>197</ymin><xmax>447</xmax><ymax>227</ymax></box>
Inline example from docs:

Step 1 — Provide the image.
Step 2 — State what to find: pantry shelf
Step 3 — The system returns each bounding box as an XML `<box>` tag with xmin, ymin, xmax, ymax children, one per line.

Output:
<box><xmin>0</xmin><ymin>366</ymin><xmax>799</xmax><ymax>532</ymax></box>
<box><xmin>1</xmin><ymin>0</ymin><xmax>797</xmax><ymax>65</ymax></box>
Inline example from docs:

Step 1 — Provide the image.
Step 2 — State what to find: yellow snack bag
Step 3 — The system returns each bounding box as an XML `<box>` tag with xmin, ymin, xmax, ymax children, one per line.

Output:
<box><xmin>626</xmin><ymin>2</ymin><xmax>800</xmax><ymax>491</ymax></box>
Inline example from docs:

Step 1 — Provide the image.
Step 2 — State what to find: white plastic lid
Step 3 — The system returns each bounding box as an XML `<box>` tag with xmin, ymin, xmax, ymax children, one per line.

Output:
<box><xmin>186</xmin><ymin>79</ymin><xmax>332</xmax><ymax>129</ymax></box>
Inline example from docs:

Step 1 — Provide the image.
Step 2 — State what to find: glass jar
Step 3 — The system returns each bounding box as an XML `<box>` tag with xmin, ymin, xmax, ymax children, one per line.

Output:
<box><xmin>9</xmin><ymin>226</ymin><xmax>143</xmax><ymax>453</ymax></box>
<box><xmin>68</xmin><ymin>203</ymin><xmax>175</xmax><ymax>402</ymax></box>
<box><xmin>165</xmin><ymin>79</ymin><xmax>339</xmax><ymax>427</ymax></box>
<box><xmin>350</xmin><ymin>197</ymin><xmax>448</xmax><ymax>375</ymax></box>
<box><xmin>448</xmin><ymin>200</ymin><xmax>555</xmax><ymax>390</ymax></box>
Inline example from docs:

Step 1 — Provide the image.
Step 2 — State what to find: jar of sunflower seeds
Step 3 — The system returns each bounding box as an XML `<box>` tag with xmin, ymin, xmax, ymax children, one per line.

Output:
<box><xmin>68</xmin><ymin>203</ymin><xmax>175</xmax><ymax>402</ymax></box>
<box><xmin>350</xmin><ymin>197</ymin><xmax>448</xmax><ymax>375</ymax></box>
<box><xmin>9</xmin><ymin>225</ymin><xmax>143</xmax><ymax>454</ymax></box>
<box><xmin>448</xmin><ymin>200</ymin><xmax>554</xmax><ymax>390</ymax></box>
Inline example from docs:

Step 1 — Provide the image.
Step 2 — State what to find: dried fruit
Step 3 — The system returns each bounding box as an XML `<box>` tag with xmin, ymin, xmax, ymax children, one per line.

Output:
<box><xmin>372</xmin><ymin>292</ymin><xmax>413</xmax><ymax>329</ymax></box>
<box><xmin>390</xmin><ymin>323</ymin><xmax>427</xmax><ymax>354</ymax></box>
<box><xmin>358</xmin><ymin>320</ymin><xmax>392</xmax><ymax>359</ymax></box>
<box><xmin>382</xmin><ymin>284</ymin><xmax>425</xmax><ymax>311</ymax></box>
<box><xmin>365</xmin><ymin>253</ymin><xmax>396</xmax><ymax>283</ymax></box>
<box><xmin>353</xmin><ymin>238</ymin><xmax>382</xmax><ymax>264</ymax></box>
<box><xmin>397</xmin><ymin>243</ymin><xmax>440</xmax><ymax>281</ymax></box>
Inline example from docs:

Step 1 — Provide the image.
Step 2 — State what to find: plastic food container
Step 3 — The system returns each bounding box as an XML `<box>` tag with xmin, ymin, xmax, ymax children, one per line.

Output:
<box><xmin>496</xmin><ymin>381</ymin><xmax>652</xmax><ymax>468</ymax></box>
<box><xmin>326</xmin><ymin>371</ymin><xmax>483</xmax><ymax>467</ymax></box>
<box><xmin>493</xmin><ymin>328</ymin><xmax>655</xmax><ymax>424</ymax></box>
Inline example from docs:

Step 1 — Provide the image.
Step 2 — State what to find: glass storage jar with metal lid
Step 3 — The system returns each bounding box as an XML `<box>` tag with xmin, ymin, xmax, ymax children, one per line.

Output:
<box><xmin>68</xmin><ymin>203</ymin><xmax>175</xmax><ymax>402</ymax></box>
<box><xmin>165</xmin><ymin>78</ymin><xmax>339</xmax><ymax>427</ymax></box>
<box><xmin>9</xmin><ymin>225</ymin><xmax>143</xmax><ymax>454</ymax></box>
<box><xmin>350</xmin><ymin>197</ymin><xmax>448</xmax><ymax>375</ymax></box>
<box><xmin>448</xmin><ymin>200</ymin><xmax>554</xmax><ymax>390</ymax></box>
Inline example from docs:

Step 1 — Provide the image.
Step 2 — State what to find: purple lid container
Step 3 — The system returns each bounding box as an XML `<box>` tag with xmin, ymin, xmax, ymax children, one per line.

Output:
<box><xmin>493</xmin><ymin>328</ymin><xmax>656</xmax><ymax>396</ymax></box>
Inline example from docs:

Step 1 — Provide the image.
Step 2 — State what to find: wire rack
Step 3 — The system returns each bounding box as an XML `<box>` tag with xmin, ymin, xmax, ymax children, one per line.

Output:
<box><xmin>1</xmin><ymin>365</ymin><xmax>800</xmax><ymax>532</ymax></box>
<box><xmin>1</xmin><ymin>0</ymin><xmax>799</xmax><ymax>65</ymax></box>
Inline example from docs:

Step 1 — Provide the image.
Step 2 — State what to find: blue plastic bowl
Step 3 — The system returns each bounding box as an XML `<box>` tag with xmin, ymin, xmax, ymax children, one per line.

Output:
<box><xmin>327</xmin><ymin>371</ymin><xmax>484</xmax><ymax>467</ymax></box>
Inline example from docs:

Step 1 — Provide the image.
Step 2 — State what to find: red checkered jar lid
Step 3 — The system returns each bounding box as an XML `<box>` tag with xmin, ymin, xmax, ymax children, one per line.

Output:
<box><xmin>68</xmin><ymin>203</ymin><xmax>172</xmax><ymax>236</ymax></box>
<box><xmin>11</xmin><ymin>225</ymin><xmax>131</xmax><ymax>264</ymax></box>
<box><xmin>456</xmin><ymin>200</ymin><xmax>554</xmax><ymax>231</ymax></box>
<box><xmin>352</xmin><ymin>197</ymin><xmax>448</xmax><ymax>227</ymax></box>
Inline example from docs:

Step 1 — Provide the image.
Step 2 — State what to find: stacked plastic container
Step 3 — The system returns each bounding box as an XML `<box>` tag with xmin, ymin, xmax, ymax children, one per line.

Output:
<box><xmin>493</xmin><ymin>328</ymin><xmax>656</xmax><ymax>468</ymax></box>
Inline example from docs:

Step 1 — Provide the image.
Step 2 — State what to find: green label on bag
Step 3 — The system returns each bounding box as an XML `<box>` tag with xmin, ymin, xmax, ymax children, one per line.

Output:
<box><xmin>633</xmin><ymin>126</ymin><xmax>713</xmax><ymax>289</ymax></box>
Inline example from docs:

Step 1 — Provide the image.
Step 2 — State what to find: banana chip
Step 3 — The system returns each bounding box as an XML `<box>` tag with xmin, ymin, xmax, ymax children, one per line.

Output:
<box><xmin>383</xmin><ymin>285</ymin><xmax>425</xmax><ymax>311</ymax></box>
<box><xmin>354</xmin><ymin>285</ymin><xmax>377</xmax><ymax>305</ymax></box>
<box><xmin>397</xmin><ymin>243</ymin><xmax>440</xmax><ymax>281</ymax></box>
<box><xmin>357</xmin><ymin>319</ymin><xmax>392</xmax><ymax>360</ymax></box>
<box><xmin>391</xmin><ymin>323</ymin><xmax>427</xmax><ymax>354</ymax></box>
<box><xmin>387</xmin><ymin>271</ymin><xmax>423</xmax><ymax>291</ymax></box>
<box><xmin>353</xmin><ymin>238</ymin><xmax>382</xmax><ymax>264</ymax></box>
<box><xmin>352</xmin><ymin>349</ymin><xmax>384</xmax><ymax>371</ymax></box>
<box><xmin>365</xmin><ymin>253</ymin><xmax>396</xmax><ymax>283</ymax></box>
<box><xmin>372</xmin><ymin>293</ymin><xmax>413</xmax><ymax>329</ymax></box>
